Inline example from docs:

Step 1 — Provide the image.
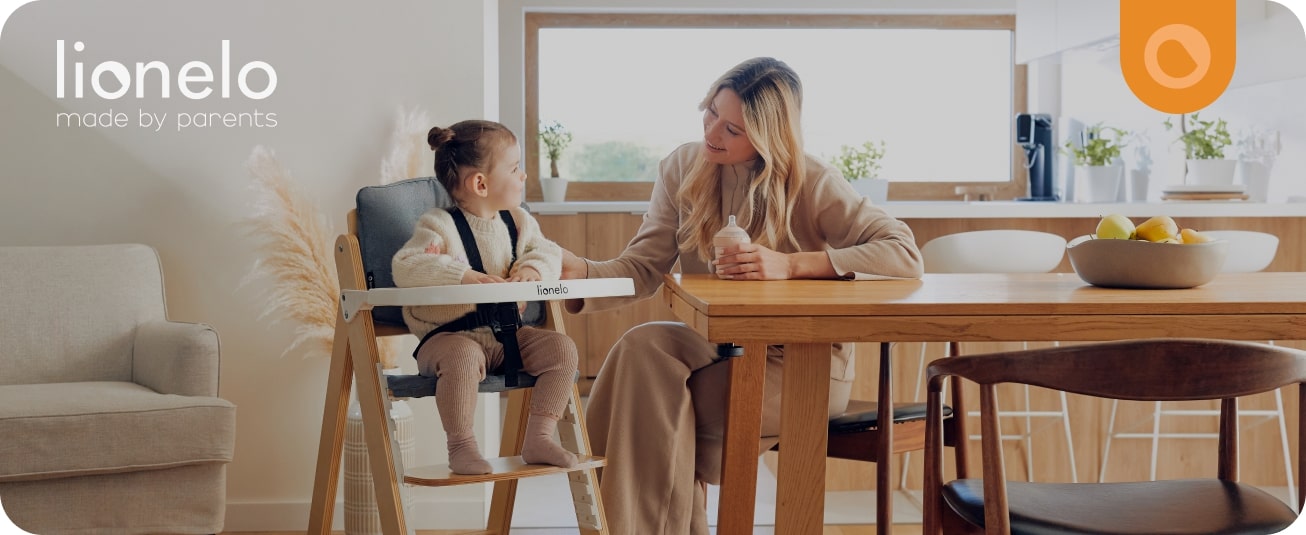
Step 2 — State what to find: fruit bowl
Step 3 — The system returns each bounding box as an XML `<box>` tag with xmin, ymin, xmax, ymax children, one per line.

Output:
<box><xmin>1066</xmin><ymin>235</ymin><xmax>1229</xmax><ymax>289</ymax></box>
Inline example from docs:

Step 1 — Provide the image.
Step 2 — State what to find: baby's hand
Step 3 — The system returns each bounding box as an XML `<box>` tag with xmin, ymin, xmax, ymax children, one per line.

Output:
<box><xmin>424</xmin><ymin>242</ymin><xmax>442</xmax><ymax>255</ymax></box>
<box><xmin>507</xmin><ymin>266</ymin><xmax>542</xmax><ymax>282</ymax></box>
<box><xmin>461</xmin><ymin>269</ymin><xmax>506</xmax><ymax>284</ymax></box>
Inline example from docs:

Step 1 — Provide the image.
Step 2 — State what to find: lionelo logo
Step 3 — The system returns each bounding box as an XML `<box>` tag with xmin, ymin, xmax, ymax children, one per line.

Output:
<box><xmin>1120</xmin><ymin>0</ymin><xmax>1237</xmax><ymax>114</ymax></box>
<box><xmin>53</xmin><ymin>40</ymin><xmax>279</xmax><ymax>132</ymax></box>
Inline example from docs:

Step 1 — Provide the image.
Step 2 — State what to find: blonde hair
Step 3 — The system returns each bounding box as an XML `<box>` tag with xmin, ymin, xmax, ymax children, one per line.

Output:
<box><xmin>678</xmin><ymin>57</ymin><xmax>807</xmax><ymax>261</ymax></box>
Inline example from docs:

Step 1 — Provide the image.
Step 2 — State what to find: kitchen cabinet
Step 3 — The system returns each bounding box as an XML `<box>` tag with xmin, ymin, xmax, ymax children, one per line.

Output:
<box><xmin>536</xmin><ymin>213</ymin><xmax>679</xmax><ymax>381</ymax></box>
<box><xmin>1016</xmin><ymin>0</ymin><xmax>1117</xmax><ymax>64</ymax></box>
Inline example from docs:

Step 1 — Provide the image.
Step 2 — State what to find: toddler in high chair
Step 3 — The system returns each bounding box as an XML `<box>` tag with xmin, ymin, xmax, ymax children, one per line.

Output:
<box><xmin>392</xmin><ymin>120</ymin><xmax>579</xmax><ymax>475</ymax></box>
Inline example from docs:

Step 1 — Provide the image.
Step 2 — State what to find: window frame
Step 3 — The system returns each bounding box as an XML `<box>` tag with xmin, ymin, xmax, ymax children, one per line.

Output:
<box><xmin>524</xmin><ymin>12</ymin><xmax>1026</xmax><ymax>202</ymax></box>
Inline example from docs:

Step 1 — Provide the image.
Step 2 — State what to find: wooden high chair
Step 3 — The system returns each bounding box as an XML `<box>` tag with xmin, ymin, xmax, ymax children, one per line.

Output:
<box><xmin>306</xmin><ymin>178</ymin><xmax>629</xmax><ymax>535</ymax></box>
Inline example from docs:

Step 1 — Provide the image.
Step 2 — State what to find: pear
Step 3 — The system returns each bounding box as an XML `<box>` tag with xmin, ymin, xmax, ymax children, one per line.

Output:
<box><xmin>1095</xmin><ymin>214</ymin><xmax>1136</xmax><ymax>240</ymax></box>
<box><xmin>1136</xmin><ymin>215</ymin><xmax>1180</xmax><ymax>242</ymax></box>
<box><xmin>1180</xmin><ymin>228</ymin><xmax>1215</xmax><ymax>244</ymax></box>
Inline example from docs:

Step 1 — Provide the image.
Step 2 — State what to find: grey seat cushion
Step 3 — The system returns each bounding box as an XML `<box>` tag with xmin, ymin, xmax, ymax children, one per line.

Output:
<box><xmin>0</xmin><ymin>382</ymin><xmax>236</xmax><ymax>482</ymax></box>
<box><xmin>355</xmin><ymin>177</ymin><xmax>544</xmax><ymax>328</ymax></box>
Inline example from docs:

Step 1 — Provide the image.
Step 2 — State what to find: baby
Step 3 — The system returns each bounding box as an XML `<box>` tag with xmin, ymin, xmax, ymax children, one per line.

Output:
<box><xmin>392</xmin><ymin>120</ymin><xmax>578</xmax><ymax>475</ymax></box>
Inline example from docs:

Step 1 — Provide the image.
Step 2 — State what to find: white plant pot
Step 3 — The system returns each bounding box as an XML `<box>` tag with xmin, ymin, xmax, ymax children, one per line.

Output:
<box><xmin>1074</xmin><ymin>165</ymin><xmax>1121</xmax><ymax>203</ymax></box>
<box><xmin>540</xmin><ymin>177</ymin><xmax>568</xmax><ymax>203</ymax></box>
<box><xmin>850</xmin><ymin>178</ymin><xmax>889</xmax><ymax>203</ymax></box>
<box><xmin>1185</xmin><ymin>159</ymin><xmax>1236</xmax><ymax>186</ymax></box>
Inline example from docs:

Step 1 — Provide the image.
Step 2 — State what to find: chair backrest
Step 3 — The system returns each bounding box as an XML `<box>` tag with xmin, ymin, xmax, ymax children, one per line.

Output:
<box><xmin>924</xmin><ymin>338</ymin><xmax>1306</xmax><ymax>533</ymax></box>
<box><xmin>921</xmin><ymin>230</ymin><xmax>1066</xmax><ymax>274</ymax></box>
<box><xmin>1202</xmin><ymin>230</ymin><xmax>1279</xmax><ymax>273</ymax></box>
<box><xmin>0</xmin><ymin>244</ymin><xmax>167</xmax><ymax>385</ymax></box>
<box><xmin>353</xmin><ymin>177</ymin><xmax>542</xmax><ymax>328</ymax></box>
<box><xmin>929</xmin><ymin>338</ymin><xmax>1306</xmax><ymax>402</ymax></box>
<box><xmin>929</xmin><ymin>338</ymin><xmax>1306</xmax><ymax>484</ymax></box>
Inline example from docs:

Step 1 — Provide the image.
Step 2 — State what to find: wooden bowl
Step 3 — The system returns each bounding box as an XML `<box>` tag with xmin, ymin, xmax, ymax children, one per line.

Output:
<box><xmin>1066</xmin><ymin>235</ymin><xmax>1229</xmax><ymax>289</ymax></box>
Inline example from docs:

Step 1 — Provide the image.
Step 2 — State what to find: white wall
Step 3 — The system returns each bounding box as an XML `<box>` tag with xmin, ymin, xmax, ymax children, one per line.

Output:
<box><xmin>0</xmin><ymin>0</ymin><xmax>499</xmax><ymax>530</ymax></box>
<box><xmin>1052</xmin><ymin>2</ymin><xmax>1306</xmax><ymax>202</ymax></box>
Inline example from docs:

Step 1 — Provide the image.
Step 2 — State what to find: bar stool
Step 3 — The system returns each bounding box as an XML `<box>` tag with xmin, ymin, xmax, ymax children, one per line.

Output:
<box><xmin>903</xmin><ymin>229</ymin><xmax>1078</xmax><ymax>486</ymax></box>
<box><xmin>1099</xmin><ymin>230</ymin><xmax>1294</xmax><ymax>507</ymax></box>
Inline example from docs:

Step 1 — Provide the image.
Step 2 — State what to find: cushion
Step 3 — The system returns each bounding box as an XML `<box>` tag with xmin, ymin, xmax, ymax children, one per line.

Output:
<box><xmin>0</xmin><ymin>244</ymin><xmax>166</xmax><ymax>386</ymax></box>
<box><xmin>355</xmin><ymin>178</ymin><xmax>543</xmax><ymax>328</ymax></box>
<box><xmin>0</xmin><ymin>382</ymin><xmax>236</xmax><ymax>482</ymax></box>
<box><xmin>941</xmin><ymin>478</ymin><xmax>1298</xmax><ymax>535</ymax></box>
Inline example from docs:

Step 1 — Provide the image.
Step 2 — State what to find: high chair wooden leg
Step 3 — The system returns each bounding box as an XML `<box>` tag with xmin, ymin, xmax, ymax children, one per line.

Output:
<box><xmin>349</xmin><ymin>315</ymin><xmax>412</xmax><ymax>535</ymax></box>
<box><xmin>307</xmin><ymin>311</ymin><xmax>355</xmax><ymax>535</ymax></box>
<box><xmin>558</xmin><ymin>384</ymin><xmax>608</xmax><ymax>534</ymax></box>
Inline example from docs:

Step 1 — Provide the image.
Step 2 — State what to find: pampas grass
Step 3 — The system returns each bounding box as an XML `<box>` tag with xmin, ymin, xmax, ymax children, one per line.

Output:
<box><xmin>243</xmin><ymin>107</ymin><xmax>431</xmax><ymax>367</ymax></box>
<box><xmin>242</xmin><ymin>146</ymin><xmax>341</xmax><ymax>362</ymax></box>
<box><xmin>380</xmin><ymin>106</ymin><xmax>431</xmax><ymax>185</ymax></box>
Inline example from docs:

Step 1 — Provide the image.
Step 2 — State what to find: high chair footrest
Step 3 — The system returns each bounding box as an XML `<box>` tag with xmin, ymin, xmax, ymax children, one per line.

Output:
<box><xmin>403</xmin><ymin>454</ymin><xmax>605</xmax><ymax>487</ymax></box>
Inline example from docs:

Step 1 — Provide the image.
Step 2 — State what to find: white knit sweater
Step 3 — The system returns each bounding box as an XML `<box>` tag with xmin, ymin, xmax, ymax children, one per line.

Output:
<box><xmin>392</xmin><ymin>206</ymin><xmax>561</xmax><ymax>346</ymax></box>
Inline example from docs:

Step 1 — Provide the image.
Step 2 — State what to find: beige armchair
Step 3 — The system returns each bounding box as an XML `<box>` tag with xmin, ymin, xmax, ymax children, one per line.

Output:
<box><xmin>0</xmin><ymin>244</ymin><xmax>236</xmax><ymax>534</ymax></box>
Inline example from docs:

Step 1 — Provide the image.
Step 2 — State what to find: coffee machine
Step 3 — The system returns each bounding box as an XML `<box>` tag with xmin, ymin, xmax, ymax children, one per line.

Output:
<box><xmin>1015</xmin><ymin>113</ymin><xmax>1058</xmax><ymax>201</ymax></box>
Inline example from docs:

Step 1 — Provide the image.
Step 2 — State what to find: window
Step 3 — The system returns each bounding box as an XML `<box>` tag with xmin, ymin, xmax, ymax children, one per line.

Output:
<box><xmin>526</xmin><ymin>13</ymin><xmax>1025</xmax><ymax>201</ymax></box>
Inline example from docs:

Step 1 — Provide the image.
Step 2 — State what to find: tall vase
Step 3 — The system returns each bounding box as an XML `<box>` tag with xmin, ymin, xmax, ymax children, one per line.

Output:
<box><xmin>345</xmin><ymin>380</ymin><xmax>416</xmax><ymax>535</ymax></box>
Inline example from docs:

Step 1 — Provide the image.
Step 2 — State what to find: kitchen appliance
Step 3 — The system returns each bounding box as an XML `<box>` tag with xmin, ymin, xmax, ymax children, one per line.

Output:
<box><xmin>1015</xmin><ymin>113</ymin><xmax>1058</xmax><ymax>201</ymax></box>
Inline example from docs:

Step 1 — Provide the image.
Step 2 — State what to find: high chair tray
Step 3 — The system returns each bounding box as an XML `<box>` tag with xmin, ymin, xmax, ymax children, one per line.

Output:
<box><xmin>341</xmin><ymin>278</ymin><xmax>635</xmax><ymax>321</ymax></box>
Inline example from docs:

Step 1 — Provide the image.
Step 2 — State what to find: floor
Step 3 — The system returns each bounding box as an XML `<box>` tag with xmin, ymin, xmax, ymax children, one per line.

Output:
<box><xmin>509</xmin><ymin>468</ymin><xmax>923</xmax><ymax>528</ymax></box>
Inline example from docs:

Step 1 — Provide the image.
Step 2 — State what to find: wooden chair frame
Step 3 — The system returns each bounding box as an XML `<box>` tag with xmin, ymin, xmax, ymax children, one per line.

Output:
<box><xmin>306</xmin><ymin>214</ymin><xmax>608</xmax><ymax>535</ymax></box>
<box><xmin>817</xmin><ymin>342</ymin><xmax>968</xmax><ymax>535</ymax></box>
<box><xmin>922</xmin><ymin>338</ymin><xmax>1306</xmax><ymax>535</ymax></box>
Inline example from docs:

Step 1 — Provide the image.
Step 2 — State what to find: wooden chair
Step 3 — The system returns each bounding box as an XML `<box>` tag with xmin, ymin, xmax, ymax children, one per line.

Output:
<box><xmin>923</xmin><ymin>338</ymin><xmax>1306</xmax><ymax>535</ymax></box>
<box><xmin>916</xmin><ymin>229</ymin><xmax>1076</xmax><ymax>485</ymax></box>
<box><xmin>1099</xmin><ymin>231</ymin><xmax>1293</xmax><ymax>506</ymax></box>
<box><xmin>814</xmin><ymin>341</ymin><xmax>965</xmax><ymax>535</ymax></box>
<box><xmin>306</xmin><ymin>178</ymin><xmax>609</xmax><ymax>535</ymax></box>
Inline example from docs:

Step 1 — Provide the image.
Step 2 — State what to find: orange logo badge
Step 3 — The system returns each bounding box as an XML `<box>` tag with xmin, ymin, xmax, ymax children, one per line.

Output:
<box><xmin>1120</xmin><ymin>0</ymin><xmax>1237</xmax><ymax>114</ymax></box>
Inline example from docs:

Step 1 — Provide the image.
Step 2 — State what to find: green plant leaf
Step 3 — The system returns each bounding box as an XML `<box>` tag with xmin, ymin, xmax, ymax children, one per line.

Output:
<box><xmin>830</xmin><ymin>140</ymin><xmax>886</xmax><ymax>180</ymax></box>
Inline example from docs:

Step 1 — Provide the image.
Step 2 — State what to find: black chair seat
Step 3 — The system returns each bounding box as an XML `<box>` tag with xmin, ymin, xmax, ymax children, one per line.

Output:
<box><xmin>942</xmin><ymin>478</ymin><xmax>1297</xmax><ymax>535</ymax></box>
<box><xmin>828</xmin><ymin>400</ymin><xmax>954</xmax><ymax>434</ymax></box>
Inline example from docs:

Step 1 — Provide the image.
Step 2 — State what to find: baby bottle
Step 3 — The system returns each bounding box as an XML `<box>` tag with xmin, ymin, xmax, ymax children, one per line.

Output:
<box><xmin>713</xmin><ymin>214</ymin><xmax>751</xmax><ymax>279</ymax></box>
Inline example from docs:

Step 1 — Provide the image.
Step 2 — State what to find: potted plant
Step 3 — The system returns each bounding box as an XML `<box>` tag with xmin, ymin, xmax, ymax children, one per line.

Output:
<box><xmin>1063</xmin><ymin>122</ymin><xmax>1130</xmax><ymax>203</ymax></box>
<box><xmin>538</xmin><ymin>120</ymin><xmax>573</xmax><ymax>202</ymax></box>
<box><xmin>830</xmin><ymin>140</ymin><xmax>888</xmax><ymax>202</ymax></box>
<box><xmin>1164</xmin><ymin>113</ymin><xmax>1234</xmax><ymax>186</ymax></box>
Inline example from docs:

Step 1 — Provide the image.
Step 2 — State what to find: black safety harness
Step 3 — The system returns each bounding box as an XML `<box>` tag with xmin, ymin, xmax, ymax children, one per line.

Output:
<box><xmin>411</xmin><ymin>208</ymin><xmax>527</xmax><ymax>386</ymax></box>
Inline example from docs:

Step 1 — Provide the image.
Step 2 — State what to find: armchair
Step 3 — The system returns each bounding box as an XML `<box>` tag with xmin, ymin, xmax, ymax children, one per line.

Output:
<box><xmin>0</xmin><ymin>244</ymin><xmax>236</xmax><ymax>535</ymax></box>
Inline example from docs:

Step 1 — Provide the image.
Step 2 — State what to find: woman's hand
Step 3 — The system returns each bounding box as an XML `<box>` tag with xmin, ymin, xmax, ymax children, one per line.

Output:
<box><xmin>461</xmin><ymin>269</ymin><xmax>506</xmax><ymax>284</ymax></box>
<box><xmin>713</xmin><ymin>243</ymin><xmax>794</xmax><ymax>280</ymax></box>
<box><xmin>507</xmin><ymin>266</ymin><xmax>542</xmax><ymax>282</ymax></box>
<box><xmin>561</xmin><ymin>248</ymin><xmax>589</xmax><ymax>280</ymax></box>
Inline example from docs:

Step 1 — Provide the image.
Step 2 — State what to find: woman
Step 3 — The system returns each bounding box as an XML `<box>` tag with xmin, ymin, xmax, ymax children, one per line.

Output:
<box><xmin>561</xmin><ymin>56</ymin><xmax>923</xmax><ymax>534</ymax></box>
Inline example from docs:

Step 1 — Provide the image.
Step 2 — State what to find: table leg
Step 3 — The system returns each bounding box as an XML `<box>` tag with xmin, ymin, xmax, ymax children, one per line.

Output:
<box><xmin>776</xmin><ymin>343</ymin><xmax>832</xmax><ymax>535</ymax></box>
<box><xmin>716</xmin><ymin>342</ymin><xmax>767</xmax><ymax>535</ymax></box>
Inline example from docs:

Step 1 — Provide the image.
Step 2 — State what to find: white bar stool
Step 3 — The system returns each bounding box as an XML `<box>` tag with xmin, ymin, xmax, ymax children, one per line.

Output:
<box><xmin>903</xmin><ymin>229</ymin><xmax>1078</xmax><ymax>486</ymax></box>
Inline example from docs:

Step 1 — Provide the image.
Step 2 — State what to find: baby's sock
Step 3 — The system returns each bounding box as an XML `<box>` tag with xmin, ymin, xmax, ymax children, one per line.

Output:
<box><xmin>446</xmin><ymin>433</ymin><xmax>492</xmax><ymax>475</ymax></box>
<box><xmin>520</xmin><ymin>414</ymin><xmax>577</xmax><ymax>468</ymax></box>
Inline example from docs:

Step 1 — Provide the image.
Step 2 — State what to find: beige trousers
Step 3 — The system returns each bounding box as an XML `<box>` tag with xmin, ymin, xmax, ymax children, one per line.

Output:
<box><xmin>586</xmin><ymin>321</ymin><xmax>846</xmax><ymax>535</ymax></box>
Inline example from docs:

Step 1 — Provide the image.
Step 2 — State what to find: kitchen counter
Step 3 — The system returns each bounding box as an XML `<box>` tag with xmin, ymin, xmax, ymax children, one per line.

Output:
<box><xmin>529</xmin><ymin>200</ymin><xmax>1306</xmax><ymax>218</ymax></box>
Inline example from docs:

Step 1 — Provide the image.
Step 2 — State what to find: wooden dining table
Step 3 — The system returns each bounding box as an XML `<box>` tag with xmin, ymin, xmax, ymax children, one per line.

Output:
<box><xmin>660</xmin><ymin>272</ymin><xmax>1306</xmax><ymax>535</ymax></box>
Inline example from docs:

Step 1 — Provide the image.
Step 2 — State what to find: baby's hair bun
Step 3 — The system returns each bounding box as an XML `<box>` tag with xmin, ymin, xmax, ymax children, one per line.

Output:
<box><xmin>427</xmin><ymin>126</ymin><xmax>455</xmax><ymax>150</ymax></box>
